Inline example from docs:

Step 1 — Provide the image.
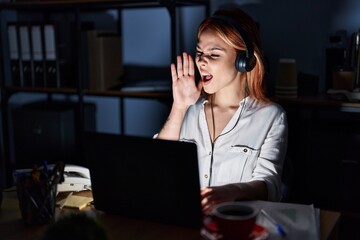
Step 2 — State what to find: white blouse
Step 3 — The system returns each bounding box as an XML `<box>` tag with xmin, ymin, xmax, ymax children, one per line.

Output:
<box><xmin>180</xmin><ymin>96</ymin><xmax>288</xmax><ymax>201</ymax></box>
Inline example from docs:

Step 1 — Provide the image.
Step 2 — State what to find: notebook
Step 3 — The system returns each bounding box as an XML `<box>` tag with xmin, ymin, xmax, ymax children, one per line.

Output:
<box><xmin>84</xmin><ymin>132</ymin><xmax>202</xmax><ymax>229</ymax></box>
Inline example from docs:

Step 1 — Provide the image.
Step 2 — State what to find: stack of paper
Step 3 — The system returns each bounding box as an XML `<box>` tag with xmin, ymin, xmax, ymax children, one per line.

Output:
<box><xmin>245</xmin><ymin>200</ymin><xmax>319</xmax><ymax>240</ymax></box>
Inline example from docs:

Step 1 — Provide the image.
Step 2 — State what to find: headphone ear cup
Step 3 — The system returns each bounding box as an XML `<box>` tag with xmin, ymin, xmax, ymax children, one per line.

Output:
<box><xmin>246</xmin><ymin>54</ymin><xmax>257</xmax><ymax>72</ymax></box>
<box><xmin>236</xmin><ymin>51</ymin><xmax>256</xmax><ymax>72</ymax></box>
<box><xmin>235</xmin><ymin>51</ymin><xmax>248</xmax><ymax>72</ymax></box>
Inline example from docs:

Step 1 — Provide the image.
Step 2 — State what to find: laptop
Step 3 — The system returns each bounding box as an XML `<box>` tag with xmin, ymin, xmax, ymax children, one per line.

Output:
<box><xmin>84</xmin><ymin>132</ymin><xmax>202</xmax><ymax>229</ymax></box>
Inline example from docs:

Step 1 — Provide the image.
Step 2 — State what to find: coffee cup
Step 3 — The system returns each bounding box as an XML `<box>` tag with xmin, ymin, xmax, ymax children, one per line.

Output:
<box><xmin>211</xmin><ymin>202</ymin><xmax>259</xmax><ymax>240</ymax></box>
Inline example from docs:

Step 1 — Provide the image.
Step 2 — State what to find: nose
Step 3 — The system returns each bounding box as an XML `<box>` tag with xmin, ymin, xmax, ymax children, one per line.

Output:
<box><xmin>196</xmin><ymin>54</ymin><xmax>207</xmax><ymax>66</ymax></box>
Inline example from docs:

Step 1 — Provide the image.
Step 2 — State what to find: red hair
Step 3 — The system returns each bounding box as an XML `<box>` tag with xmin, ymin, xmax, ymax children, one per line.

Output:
<box><xmin>198</xmin><ymin>8</ymin><xmax>269</xmax><ymax>103</ymax></box>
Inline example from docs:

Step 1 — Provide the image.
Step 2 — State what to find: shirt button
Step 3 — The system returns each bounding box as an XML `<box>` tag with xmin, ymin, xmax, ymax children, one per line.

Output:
<box><xmin>243</xmin><ymin>148</ymin><xmax>248</xmax><ymax>153</ymax></box>
<box><xmin>204</xmin><ymin>174</ymin><xmax>208</xmax><ymax>179</ymax></box>
<box><xmin>208</xmin><ymin>151</ymin><xmax>212</xmax><ymax>155</ymax></box>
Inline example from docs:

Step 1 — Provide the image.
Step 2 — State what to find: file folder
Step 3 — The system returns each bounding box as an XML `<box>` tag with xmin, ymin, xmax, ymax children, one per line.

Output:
<box><xmin>7</xmin><ymin>23</ymin><xmax>22</xmax><ymax>86</ymax></box>
<box><xmin>19</xmin><ymin>25</ymin><xmax>33</xmax><ymax>87</ymax></box>
<box><xmin>31</xmin><ymin>25</ymin><xmax>46</xmax><ymax>87</ymax></box>
<box><xmin>44</xmin><ymin>24</ymin><xmax>60</xmax><ymax>88</ymax></box>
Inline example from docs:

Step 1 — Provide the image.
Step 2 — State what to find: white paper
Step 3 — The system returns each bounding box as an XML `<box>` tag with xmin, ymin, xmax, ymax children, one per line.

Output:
<box><xmin>241</xmin><ymin>200</ymin><xmax>319</xmax><ymax>240</ymax></box>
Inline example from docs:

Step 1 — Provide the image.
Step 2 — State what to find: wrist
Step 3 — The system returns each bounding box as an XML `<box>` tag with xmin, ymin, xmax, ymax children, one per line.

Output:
<box><xmin>230</xmin><ymin>183</ymin><xmax>245</xmax><ymax>201</ymax></box>
<box><xmin>172</xmin><ymin>102</ymin><xmax>190</xmax><ymax>112</ymax></box>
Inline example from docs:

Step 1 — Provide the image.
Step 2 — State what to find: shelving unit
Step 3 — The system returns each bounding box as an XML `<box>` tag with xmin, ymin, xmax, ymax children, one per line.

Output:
<box><xmin>0</xmin><ymin>0</ymin><xmax>210</xmax><ymax>188</ymax></box>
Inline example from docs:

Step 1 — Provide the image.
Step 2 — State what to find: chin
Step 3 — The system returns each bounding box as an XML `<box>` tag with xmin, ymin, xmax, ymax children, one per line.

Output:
<box><xmin>203</xmin><ymin>86</ymin><xmax>216</xmax><ymax>95</ymax></box>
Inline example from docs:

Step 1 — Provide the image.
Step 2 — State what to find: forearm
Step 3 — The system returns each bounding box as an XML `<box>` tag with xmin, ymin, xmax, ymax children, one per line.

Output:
<box><xmin>201</xmin><ymin>180</ymin><xmax>268</xmax><ymax>212</ymax></box>
<box><xmin>232</xmin><ymin>180</ymin><xmax>268</xmax><ymax>201</ymax></box>
<box><xmin>157</xmin><ymin>103</ymin><xmax>189</xmax><ymax>141</ymax></box>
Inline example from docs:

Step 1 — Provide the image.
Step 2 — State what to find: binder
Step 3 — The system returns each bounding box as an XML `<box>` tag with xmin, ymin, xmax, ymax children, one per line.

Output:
<box><xmin>30</xmin><ymin>24</ymin><xmax>46</xmax><ymax>87</ymax></box>
<box><xmin>19</xmin><ymin>24</ymin><xmax>33</xmax><ymax>87</ymax></box>
<box><xmin>43</xmin><ymin>22</ymin><xmax>80</xmax><ymax>88</ymax></box>
<box><xmin>87</xmin><ymin>30</ymin><xmax>123</xmax><ymax>90</ymax></box>
<box><xmin>7</xmin><ymin>23</ymin><xmax>22</xmax><ymax>86</ymax></box>
<box><xmin>43</xmin><ymin>24</ymin><xmax>60</xmax><ymax>88</ymax></box>
<box><xmin>55</xmin><ymin>21</ymin><xmax>79</xmax><ymax>88</ymax></box>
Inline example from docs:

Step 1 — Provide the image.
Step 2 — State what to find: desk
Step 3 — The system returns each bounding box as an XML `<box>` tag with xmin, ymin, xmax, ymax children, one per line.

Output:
<box><xmin>0</xmin><ymin>189</ymin><xmax>340</xmax><ymax>240</ymax></box>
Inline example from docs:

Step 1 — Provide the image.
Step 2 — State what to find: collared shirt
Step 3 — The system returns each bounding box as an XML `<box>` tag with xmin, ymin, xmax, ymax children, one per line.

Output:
<box><xmin>179</xmin><ymin>96</ymin><xmax>288</xmax><ymax>201</ymax></box>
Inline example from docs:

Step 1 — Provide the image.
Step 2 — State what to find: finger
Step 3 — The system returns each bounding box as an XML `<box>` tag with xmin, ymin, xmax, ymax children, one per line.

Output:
<box><xmin>202</xmin><ymin>204</ymin><xmax>212</xmax><ymax>214</ymax></box>
<box><xmin>188</xmin><ymin>54</ymin><xmax>195</xmax><ymax>76</ymax></box>
<box><xmin>201</xmin><ymin>196</ymin><xmax>212</xmax><ymax>208</ymax></box>
<box><xmin>170</xmin><ymin>63</ymin><xmax>177</xmax><ymax>82</ymax></box>
<box><xmin>182</xmin><ymin>52</ymin><xmax>189</xmax><ymax>76</ymax></box>
<box><xmin>201</xmin><ymin>187</ymin><xmax>212</xmax><ymax>197</ymax></box>
<box><xmin>176</xmin><ymin>55</ymin><xmax>183</xmax><ymax>77</ymax></box>
<box><xmin>201</xmin><ymin>196</ymin><xmax>209</xmax><ymax>206</ymax></box>
<box><xmin>201</xmin><ymin>197</ymin><xmax>215</xmax><ymax>213</ymax></box>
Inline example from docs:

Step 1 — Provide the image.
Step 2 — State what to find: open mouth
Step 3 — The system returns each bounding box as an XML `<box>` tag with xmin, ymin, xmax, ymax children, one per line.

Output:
<box><xmin>201</xmin><ymin>73</ymin><xmax>213</xmax><ymax>83</ymax></box>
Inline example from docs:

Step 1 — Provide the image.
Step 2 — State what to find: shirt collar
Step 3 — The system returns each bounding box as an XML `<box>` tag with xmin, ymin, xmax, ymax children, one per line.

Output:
<box><xmin>200</xmin><ymin>96</ymin><xmax>252</xmax><ymax>107</ymax></box>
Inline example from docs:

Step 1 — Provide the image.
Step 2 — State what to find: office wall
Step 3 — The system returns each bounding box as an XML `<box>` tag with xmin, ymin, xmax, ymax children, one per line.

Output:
<box><xmin>120</xmin><ymin>0</ymin><xmax>360</xmax><ymax>99</ymax></box>
<box><xmin>84</xmin><ymin>6</ymin><xmax>205</xmax><ymax>135</ymax></box>
<box><xmin>229</xmin><ymin>0</ymin><xmax>360</xmax><ymax>95</ymax></box>
<box><xmin>5</xmin><ymin>1</ymin><xmax>360</xmax><ymax>135</ymax></box>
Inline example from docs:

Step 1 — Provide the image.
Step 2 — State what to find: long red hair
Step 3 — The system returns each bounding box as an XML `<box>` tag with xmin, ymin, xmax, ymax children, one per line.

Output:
<box><xmin>198</xmin><ymin>8</ymin><xmax>269</xmax><ymax>103</ymax></box>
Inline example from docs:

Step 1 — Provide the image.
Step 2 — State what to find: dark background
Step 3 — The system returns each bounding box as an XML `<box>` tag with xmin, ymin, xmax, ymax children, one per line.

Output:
<box><xmin>1</xmin><ymin>0</ymin><xmax>360</xmax><ymax>238</ymax></box>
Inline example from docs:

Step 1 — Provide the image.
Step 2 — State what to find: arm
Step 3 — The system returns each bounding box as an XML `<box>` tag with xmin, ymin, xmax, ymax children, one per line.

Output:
<box><xmin>157</xmin><ymin>52</ymin><xmax>202</xmax><ymax>140</ymax></box>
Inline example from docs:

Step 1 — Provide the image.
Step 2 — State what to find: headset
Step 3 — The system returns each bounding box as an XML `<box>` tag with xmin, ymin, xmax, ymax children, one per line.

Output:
<box><xmin>210</xmin><ymin>14</ymin><xmax>256</xmax><ymax>72</ymax></box>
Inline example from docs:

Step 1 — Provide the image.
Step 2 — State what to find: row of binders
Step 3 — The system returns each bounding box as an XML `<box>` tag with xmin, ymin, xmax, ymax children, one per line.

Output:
<box><xmin>7</xmin><ymin>21</ymin><xmax>123</xmax><ymax>90</ymax></box>
<box><xmin>8</xmin><ymin>22</ymin><xmax>74</xmax><ymax>88</ymax></box>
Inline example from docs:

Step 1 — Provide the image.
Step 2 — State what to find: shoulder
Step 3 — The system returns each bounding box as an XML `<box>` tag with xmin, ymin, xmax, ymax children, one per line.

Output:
<box><xmin>247</xmin><ymin>97</ymin><xmax>284</xmax><ymax>112</ymax></box>
<box><xmin>245</xmin><ymin>97</ymin><xmax>287</xmax><ymax>121</ymax></box>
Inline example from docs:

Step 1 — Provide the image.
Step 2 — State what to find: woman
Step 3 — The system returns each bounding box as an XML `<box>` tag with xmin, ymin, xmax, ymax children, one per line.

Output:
<box><xmin>157</xmin><ymin>7</ymin><xmax>288</xmax><ymax>212</ymax></box>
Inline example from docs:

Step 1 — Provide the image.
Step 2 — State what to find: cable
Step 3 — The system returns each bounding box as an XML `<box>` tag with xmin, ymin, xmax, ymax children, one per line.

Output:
<box><xmin>207</xmin><ymin>73</ymin><xmax>249</xmax><ymax>186</ymax></box>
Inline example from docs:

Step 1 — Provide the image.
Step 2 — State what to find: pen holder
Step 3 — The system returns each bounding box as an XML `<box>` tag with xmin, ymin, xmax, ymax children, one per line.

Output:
<box><xmin>13</xmin><ymin>162</ymin><xmax>64</xmax><ymax>225</ymax></box>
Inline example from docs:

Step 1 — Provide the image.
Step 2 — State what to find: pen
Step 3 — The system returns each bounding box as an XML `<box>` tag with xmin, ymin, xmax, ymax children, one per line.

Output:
<box><xmin>60</xmin><ymin>192</ymin><xmax>73</xmax><ymax>210</ymax></box>
<box><xmin>261</xmin><ymin>209</ymin><xmax>287</xmax><ymax>237</ymax></box>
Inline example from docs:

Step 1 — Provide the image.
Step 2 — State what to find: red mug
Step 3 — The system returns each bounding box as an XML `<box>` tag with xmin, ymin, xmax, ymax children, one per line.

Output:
<box><xmin>211</xmin><ymin>202</ymin><xmax>259</xmax><ymax>240</ymax></box>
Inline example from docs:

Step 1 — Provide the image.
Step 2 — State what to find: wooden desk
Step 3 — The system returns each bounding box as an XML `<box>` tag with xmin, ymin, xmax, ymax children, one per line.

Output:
<box><xmin>0</xmin><ymin>189</ymin><xmax>340</xmax><ymax>240</ymax></box>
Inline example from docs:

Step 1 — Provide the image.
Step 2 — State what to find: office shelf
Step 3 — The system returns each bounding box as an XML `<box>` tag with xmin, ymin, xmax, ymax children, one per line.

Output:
<box><xmin>0</xmin><ymin>0</ymin><xmax>210</xmax><ymax>188</ymax></box>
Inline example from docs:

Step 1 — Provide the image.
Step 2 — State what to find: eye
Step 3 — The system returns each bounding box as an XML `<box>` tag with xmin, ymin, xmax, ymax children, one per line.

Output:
<box><xmin>210</xmin><ymin>54</ymin><xmax>220</xmax><ymax>59</ymax></box>
<box><xmin>196</xmin><ymin>51</ymin><xmax>203</xmax><ymax>57</ymax></box>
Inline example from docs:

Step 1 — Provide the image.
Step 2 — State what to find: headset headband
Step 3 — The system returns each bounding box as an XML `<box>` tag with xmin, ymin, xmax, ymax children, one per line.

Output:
<box><xmin>210</xmin><ymin>14</ymin><xmax>255</xmax><ymax>59</ymax></box>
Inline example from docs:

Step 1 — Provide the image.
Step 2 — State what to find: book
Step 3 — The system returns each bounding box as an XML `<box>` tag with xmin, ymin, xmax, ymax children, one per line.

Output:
<box><xmin>86</xmin><ymin>30</ymin><xmax>123</xmax><ymax>90</ymax></box>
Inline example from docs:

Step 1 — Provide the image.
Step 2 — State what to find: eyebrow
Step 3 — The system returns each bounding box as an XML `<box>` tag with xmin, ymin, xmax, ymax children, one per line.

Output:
<box><xmin>196</xmin><ymin>45</ymin><xmax>225</xmax><ymax>52</ymax></box>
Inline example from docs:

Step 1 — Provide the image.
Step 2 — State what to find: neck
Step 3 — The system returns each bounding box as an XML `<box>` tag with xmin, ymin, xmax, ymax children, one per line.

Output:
<box><xmin>209</xmin><ymin>90</ymin><xmax>246</xmax><ymax>109</ymax></box>
<box><xmin>208</xmin><ymin>75</ymin><xmax>248</xmax><ymax>108</ymax></box>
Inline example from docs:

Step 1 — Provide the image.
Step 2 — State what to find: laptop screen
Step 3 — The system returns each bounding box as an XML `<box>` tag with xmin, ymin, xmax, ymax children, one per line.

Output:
<box><xmin>84</xmin><ymin>132</ymin><xmax>202</xmax><ymax>229</ymax></box>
